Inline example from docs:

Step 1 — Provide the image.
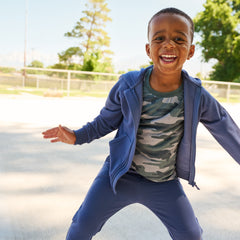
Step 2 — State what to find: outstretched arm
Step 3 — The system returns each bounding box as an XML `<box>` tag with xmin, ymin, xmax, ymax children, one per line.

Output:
<box><xmin>200</xmin><ymin>89</ymin><xmax>240</xmax><ymax>164</ymax></box>
<box><xmin>42</xmin><ymin>125</ymin><xmax>76</xmax><ymax>145</ymax></box>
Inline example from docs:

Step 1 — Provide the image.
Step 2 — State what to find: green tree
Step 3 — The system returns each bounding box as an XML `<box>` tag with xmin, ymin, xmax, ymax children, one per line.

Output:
<box><xmin>28</xmin><ymin>60</ymin><xmax>44</xmax><ymax>68</ymax></box>
<box><xmin>0</xmin><ymin>66</ymin><xmax>16</xmax><ymax>73</ymax></box>
<box><xmin>194</xmin><ymin>0</ymin><xmax>240</xmax><ymax>82</ymax></box>
<box><xmin>60</xmin><ymin>0</ymin><xmax>114</xmax><ymax>73</ymax></box>
<box><xmin>58</xmin><ymin>47</ymin><xmax>83</xmax><ymax>65</ymax></box>
<box><xmin>26</xmin><ymin>60</ymin><xmax>44</xmax><ymax>74</ymax></box>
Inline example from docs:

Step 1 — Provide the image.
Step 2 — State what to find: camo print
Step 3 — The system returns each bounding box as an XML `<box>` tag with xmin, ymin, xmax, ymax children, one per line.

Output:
<box><xmin>131</xmin><ymin>69</ymin><xmax>184</xmax><ymax>182</ymax></box>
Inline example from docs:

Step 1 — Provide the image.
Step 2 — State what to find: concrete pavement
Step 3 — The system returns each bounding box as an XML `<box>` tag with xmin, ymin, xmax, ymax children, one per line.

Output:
<box><xmin>0</xmin><ymin>94</ymin><xmax>240</xmax><ymax>240</ymax></box>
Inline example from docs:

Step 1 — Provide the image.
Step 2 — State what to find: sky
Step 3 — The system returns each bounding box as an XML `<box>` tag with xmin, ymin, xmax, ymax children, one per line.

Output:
<box><xmin>0</xmin><ymin>0</ymin><xmax>214</xmax><ymax>77</ymax></box>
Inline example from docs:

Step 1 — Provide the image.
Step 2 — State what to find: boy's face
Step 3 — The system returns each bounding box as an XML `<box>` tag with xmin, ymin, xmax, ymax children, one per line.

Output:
<box><xmin>146</xmin><ymin>14</ymin><xmax>195</xmax><ymax>76</ymax></box>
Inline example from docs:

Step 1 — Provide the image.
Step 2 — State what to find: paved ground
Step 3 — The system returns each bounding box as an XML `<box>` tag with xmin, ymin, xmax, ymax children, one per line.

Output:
<box><xmin>0</xmin><ymin>94</ymin><xmax>240</xmax><ymax>240</ymax></box>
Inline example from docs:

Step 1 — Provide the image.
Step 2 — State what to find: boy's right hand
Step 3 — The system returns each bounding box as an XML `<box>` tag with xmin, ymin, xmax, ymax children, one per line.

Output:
<box><xmin>42</xmin><ymin>125</ymin><xmax>76</xmax><ymax>145</ymax></box>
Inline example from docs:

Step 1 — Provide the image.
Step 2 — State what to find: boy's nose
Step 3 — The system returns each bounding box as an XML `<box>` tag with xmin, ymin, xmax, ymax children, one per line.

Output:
<box><xmin>163</xmin><ymin>39</ymin><xmax>175</xmax><ymax>49</ymax></box>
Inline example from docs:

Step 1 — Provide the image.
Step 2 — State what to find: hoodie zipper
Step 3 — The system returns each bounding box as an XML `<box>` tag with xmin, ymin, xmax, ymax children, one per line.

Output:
<box><xmin>189</xmin><ymin>86</ymin><xmax>202</xmax><ymax>188</ymax></box>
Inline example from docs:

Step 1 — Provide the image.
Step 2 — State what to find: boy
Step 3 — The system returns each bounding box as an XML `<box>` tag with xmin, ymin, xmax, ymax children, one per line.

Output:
<box><xmin>42</xmin><ymin>8</ymin><xmax>240</xmax><ymax>240</ymax></box>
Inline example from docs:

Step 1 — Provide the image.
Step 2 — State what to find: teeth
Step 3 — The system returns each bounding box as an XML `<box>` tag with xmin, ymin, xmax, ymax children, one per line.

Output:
<box><xmin>161</xmin><ymin>55</ymin><xmax>177</xmax><ymax>58</ymax></box>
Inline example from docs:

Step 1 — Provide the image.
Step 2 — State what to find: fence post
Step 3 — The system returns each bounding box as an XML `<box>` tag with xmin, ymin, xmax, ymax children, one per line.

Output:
<box><xmin>67</xmin><ymin>71</ymin><xmax>71</xmax><ymax>97</ymax></box>
<box><xmin>22</xmin><ymin>76</ymin><xmax>25</xmax><ymax>88</ymax></box>
<box><xmin>36</xmin><ymin>77</ymin><xmax>39</xmax><ymax>89</ymax></box>
<box><xmin>227</xmin><ymin>83</ymin><xmax>230</xmax><ymax>103</ymax></box>
<box><xmin>61</xmin><ymin>78</ymin><xmax>63</xmax><ymax>91</ymax></box>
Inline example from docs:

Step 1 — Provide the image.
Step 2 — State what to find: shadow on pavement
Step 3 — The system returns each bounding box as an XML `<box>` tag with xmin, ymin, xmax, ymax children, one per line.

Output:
<box><xmin>0</xmin><ymin>119</ymin><xmax>239</xmax><ymax>240</ymax></box>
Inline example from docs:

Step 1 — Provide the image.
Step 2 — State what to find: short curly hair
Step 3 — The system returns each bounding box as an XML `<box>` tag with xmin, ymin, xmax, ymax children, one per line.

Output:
<box><xmin>147</xmin><ymin>8</ymin><xmax>194</xmax><ymax>43</ymax></box>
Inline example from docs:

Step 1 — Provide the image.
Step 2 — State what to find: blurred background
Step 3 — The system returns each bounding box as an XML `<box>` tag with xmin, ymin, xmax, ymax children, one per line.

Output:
<box><xmin>1</xmin><ymin>0</ymin><xmax>240</xmax><ymax>100</ymax></box>
<box><xmin>0</xmin><ymin>0</ymin><xmax>240</xmax><ymax>239</ymax></box>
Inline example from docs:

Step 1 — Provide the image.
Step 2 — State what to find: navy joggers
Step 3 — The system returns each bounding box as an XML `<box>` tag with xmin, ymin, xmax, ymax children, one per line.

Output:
<box><xmin>66</xmin><ymin>161</ymin><xmax>203</xmax><ymax>240</ymax></box>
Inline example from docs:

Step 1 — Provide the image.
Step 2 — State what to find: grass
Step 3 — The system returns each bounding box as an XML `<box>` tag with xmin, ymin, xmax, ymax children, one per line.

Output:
<box><xmin>216</xmin><ymin>97</ymin><xmax>240</xmax><ymax>103</ymax></box>
<box><xmin>68</xmin><ymin>89</ymin><xmax>108</xmax><ymax>98</ymax></box>
<box><xmin>0</xmin><ymin>84</ymin><xmax>240</xmax><ymax>102</ymax></box>
<box><xmin>0</xmin><ymin>84</ymin><xmax>108</xmax><ymax>98</ymax></box>
<box><xmin>0</xmin><ymin>86</ymin><xmax>48</xmax><ymax>96</ymax></box>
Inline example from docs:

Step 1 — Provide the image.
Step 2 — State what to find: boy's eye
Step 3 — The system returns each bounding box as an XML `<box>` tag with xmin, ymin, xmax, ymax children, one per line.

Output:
<box><xmin>155</xmin><ymin>36</ymin><xmax>164</xmax><ymax>41</ymax></box>
<box><xmin>174</xmin><ymin>37</ymin><xmax>185</xmax><ymax>43</ymax></box>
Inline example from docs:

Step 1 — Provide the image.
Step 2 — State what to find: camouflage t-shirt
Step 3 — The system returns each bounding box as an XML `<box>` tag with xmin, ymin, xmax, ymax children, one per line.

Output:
<box><xmin>131</xmin><ymin>69</ymin><xmax>184</xmax><ymax>182</ymax></box>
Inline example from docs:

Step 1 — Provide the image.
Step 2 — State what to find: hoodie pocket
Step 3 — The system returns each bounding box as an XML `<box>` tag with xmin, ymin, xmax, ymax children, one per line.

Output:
<box><xmin>109</xmin><ymin>134</ymin><xmax>132</xmax><ymax>175</ymax></box>
<box><xmin>176</xmin><ymin>141</ymin><xmax>191</xmax><ymax>178</ymax></box>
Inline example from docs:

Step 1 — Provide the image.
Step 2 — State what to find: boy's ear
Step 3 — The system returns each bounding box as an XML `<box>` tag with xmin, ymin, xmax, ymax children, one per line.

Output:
<box><xmin>145</xmin><ymin>43</ymin><xmax>151</xmax><ymax>58</ymax></box>
<box><xmin>187</xmin><ymin>44</ymin><xmax>195</xmax><ymax>60</ymax></box>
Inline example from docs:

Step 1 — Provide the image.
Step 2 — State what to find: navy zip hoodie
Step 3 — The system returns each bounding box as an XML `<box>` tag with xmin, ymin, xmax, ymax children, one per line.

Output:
<box><xmin>74</xmin><ymin>66</ymin><xmax>240</xmax><ymax>193</ymax></box>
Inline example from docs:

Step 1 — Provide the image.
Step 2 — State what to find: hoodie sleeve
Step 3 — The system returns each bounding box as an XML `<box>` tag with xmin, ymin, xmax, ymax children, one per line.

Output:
<box><xmin>74</xmin><ymin>77</ymin><xmax>125</xmax><ymax>145</ymax></box>
<box><xmin>199</xmin><ymin>88</ymin><xmax>240</xmax><ymax>164</ymax></box>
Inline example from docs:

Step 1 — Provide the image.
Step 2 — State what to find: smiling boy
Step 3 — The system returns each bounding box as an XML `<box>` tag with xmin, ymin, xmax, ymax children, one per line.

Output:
<box><xmin>146</xmin><ymin>10</ymin><xmax>195</xmax><ymax>92</ymax></box>
<box><xmin>43</xmin><ymin>8</ymin><xmax>240</xmax><ymax>240</ymax></box>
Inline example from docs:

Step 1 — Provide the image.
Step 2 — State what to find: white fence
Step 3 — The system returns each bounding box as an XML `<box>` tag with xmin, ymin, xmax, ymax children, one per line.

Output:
<box><xmin>0</xmin><ymin>67</ymin><xmax>120</xmax><ymax>97</ymax></box>
<box><xmin>201</xmin><ymin>80</ymin><xmax>240</xmax><ymax>102</ymax></box>
<box><xmin>0</xmin><ymin>67</ymin><xmax>240</xmax><ymax>102</ymax></box>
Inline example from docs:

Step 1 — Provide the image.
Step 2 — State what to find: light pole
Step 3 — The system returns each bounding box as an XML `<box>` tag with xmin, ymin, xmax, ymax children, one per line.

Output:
<box><xmin>23</xmin><ymin>0</ymin><xmax>28</xmax><ymax>84</ymax></box>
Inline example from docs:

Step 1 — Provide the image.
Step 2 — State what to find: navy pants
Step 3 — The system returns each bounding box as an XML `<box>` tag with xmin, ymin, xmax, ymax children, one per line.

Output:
<box><xmin>66</xmin><ymin>161</ymin><xmax>203</xmax><ymax>240</ymax></box>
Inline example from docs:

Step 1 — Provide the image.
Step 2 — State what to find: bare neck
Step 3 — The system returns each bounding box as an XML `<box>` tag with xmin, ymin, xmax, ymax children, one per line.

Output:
<box><xmin>149</xmin><ymin>70</ymin><xmax>182</xmax><ymax>93</ymax></box>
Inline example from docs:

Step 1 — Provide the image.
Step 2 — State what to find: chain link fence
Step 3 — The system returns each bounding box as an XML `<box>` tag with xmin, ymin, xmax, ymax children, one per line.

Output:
<box><xmin>0</xmin><ymin>67</ymin><xmax>240</xmax><ymax>102</ymax></box>
<box><xmin>202</xmin><ymin>80</ymin><xmax>240</xmax><ymax>102</ymax></box>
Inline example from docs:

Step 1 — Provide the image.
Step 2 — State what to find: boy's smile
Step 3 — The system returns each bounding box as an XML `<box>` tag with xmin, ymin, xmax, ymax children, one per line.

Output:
<box><xmin>146</xmin><ymin>13</ymin><xmax>195</xmax><ymax>83</ymax></box>
<box><xmin>160</xmin><ymin>54</ymin><xmax>177</xmax><ymax>63</ymax></box>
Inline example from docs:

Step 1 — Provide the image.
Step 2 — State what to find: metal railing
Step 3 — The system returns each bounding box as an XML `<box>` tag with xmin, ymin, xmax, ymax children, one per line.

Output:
<box><xmin>0</xmin><ymin>67</ymin><xmax>240</xmax><ymax>102</ymax></box>
<box><xmin>22</xmin><ymin>67</ymin><xmax>120</xmax><ymax>96</ymax></box>
<box><xmin>202</xmin><ymin>80</ymin><xmax>240</xmax><ymax>102</ymax></box>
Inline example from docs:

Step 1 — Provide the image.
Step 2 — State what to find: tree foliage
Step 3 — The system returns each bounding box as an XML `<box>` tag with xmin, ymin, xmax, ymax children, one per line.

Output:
<box><xmin>194</xmin><ymin>0</ymin><xmax>240</xmax><ymax>82</ymax></box>
<box><xmin>59</xmin><ymin>0</ymin><xmax>113</xmax><ymax>73</ymax></box>
<box><xmin>28</xmin><ymin>60</ymin><xmax>44</xmax><ymax>68</ymax></box>
<box><xmin>0</xmin><ymin>66</ymin><xmax>16</xmax><ymax>73</ymax></box>
<box><xmin>26</xmin><ymin>60</ymin><xmax>44</xmax><ymax>74</ymax></box>
<box><xmin>58</xmin><ymin>47</ymin><xmax>83</xmax><ymax>65</ymax></box>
